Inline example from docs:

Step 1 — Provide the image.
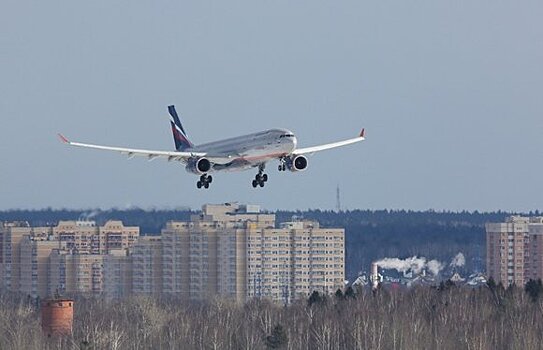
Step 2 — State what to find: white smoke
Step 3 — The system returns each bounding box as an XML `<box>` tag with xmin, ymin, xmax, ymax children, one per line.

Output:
<box><xmin>79</xmin><ymin>210</ymin><xmax>101</xmax><ymax>221</ymax></box>
<box><xmin>374</xmin><ymin>256</ymin><xmax>444</xmax><ymax>276</ymax></box>
<box><xmin>450</xmin><ymin>253</ymin><xmax>465</xmax><ymax>268</ymax></box>
<box><xmin>427</xmin><ymin>260</ymin><xmax>444</xmax><ymax>276</ymax></box>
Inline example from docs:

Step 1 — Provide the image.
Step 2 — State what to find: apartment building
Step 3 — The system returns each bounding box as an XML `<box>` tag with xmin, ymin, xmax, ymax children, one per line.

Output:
<box><xmin>20</xmin><ymin>237</ymin><xmax>64</xmax><ymax>298</ymax></box>
<box><xmin>161</xmin><ymin>204</ymin><xmax>275</xmax><ymax>300</ymax></box>
<box><xmin>486</xmin><ymin>216</ymin><xmax>543</xmax><ymax>286</ymax></box>
<box><xmin>162</xmin><ymin>203</ymin><xmax>345</xmax><ymax>303</ymax></box>
<box><xmin>161</xmin><ymin>221</ymin><xmax>190</xmax><ymax>297</ymax></box>
<box><xmin>529</xmin><ymin>219</ymin><xmax>543</xmax><ymax>281</ymax></box>
<box><xmin>246</xmin><ymin>221</ymin><xmax>345</xmax><ymax>304</ymax></box>
<box><xmin>52</xmin><ymin>220</ymin><xmax>139</xmax><ymax>254</ymax></box>
<box><xmin>0</xmin><ymin>222</ymin><xmax>51</xmax><ymax>293</ymax></box>
<box><xmin>49</xmin><ymin>251</ymin><xmax>104</xmax><ymax>297</ymax></box>
<box><xmin>103</xmin><ymin>249</ymin><xmax>132</xmax><ymax>300</ymax></box>
<box><xmin>132</xmin><ymin>236</ymin><xmax>162</xmax><ymax>296</ymax></box>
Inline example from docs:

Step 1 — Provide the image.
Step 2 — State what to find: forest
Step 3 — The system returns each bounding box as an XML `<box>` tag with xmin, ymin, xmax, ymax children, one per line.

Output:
<box><xmin>1</xmin><ymin>283</ymin><xmax>543</xmax><ymax>350</ymax></box>
<box><xmin>0</xmin><ymin>208</ymin><xmax>528</xmax><ymax>279</ymax></box>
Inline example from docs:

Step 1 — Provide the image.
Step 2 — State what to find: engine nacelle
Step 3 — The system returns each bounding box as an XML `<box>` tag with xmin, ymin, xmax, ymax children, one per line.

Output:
<box><xmin>286</xmin><ymin>155</ymin><xmax>308</xmax><ymax>172</ymax></box>
<box><xmin>186</xmin><ymin>157</ymin><xmax>212</xmax><ymax>175</ymax></box>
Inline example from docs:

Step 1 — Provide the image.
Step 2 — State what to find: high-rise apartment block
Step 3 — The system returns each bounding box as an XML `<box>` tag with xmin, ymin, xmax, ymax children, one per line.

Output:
<box><xmin>53</xmin><ymin>220</ymin><xmax>139</xmax><ymax>254</ymax></box>
<box><xmin>486</xmin><ymin>216</ymin><xmax>543</xmax><ymax>286</ymax></box>
<box><xmin>103</xmin><ymin>249</ymin><xmax>132</xmax><ymax>300</ymax></box>
<box><xmin>132</xmin><ymin>236</ymin><xmax>162</xmax><ymax>296</ymax></box>
<box><xmin>49</xmin><ymin>252</ymin><xmax>104</xmax><ymax>297</ymax></box>
<box><xmin>20</xmin><ymin>237</ymin><xmax>65</xmax><ymax>298</ymax></box>
<box><xmin>0</xmin><ymin>222</ymin><xmax>50</xmax><ymax>292</ymax></box>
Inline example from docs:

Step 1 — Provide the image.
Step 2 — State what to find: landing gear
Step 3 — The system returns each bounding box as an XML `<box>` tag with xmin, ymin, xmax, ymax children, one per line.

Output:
<box><xmin>197</xmin><ymin>174</ymin><xmax>212</xmax><ymax>189</ymax></box>
<box><xmin>252</xmin><ymin>165</ymin><xmax>268</xmax><ymax>188</ymax></box>
<box><xmin>278</xmin><ymin>157</ymin><xmax>287</xmax><ymax>171</ymax></box>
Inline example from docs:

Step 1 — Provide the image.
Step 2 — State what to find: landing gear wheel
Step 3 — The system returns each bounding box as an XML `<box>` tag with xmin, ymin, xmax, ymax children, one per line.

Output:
<box><xmin>197</xmin><ymin>174</ymin><xmax>212</xmax><ymax>189</ymax></box>
<box><xmin>252</xmin><ymin>164</ymin><xmax>268</xmax><ymax>188</ymax></box>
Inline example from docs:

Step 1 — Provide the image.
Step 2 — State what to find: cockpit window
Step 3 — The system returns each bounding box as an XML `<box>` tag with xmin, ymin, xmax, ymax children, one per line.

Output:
<box><xmin>280</xmin><ymin>134</ymin><xmax>294</xmax><ymax>138</ymax></box>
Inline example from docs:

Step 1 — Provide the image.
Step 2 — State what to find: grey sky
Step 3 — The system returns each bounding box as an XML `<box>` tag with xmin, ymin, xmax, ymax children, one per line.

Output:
<box><xmin>1</xmin><ymin>1</ymin><xmax>542</xmax><ymax>212</ymax></box>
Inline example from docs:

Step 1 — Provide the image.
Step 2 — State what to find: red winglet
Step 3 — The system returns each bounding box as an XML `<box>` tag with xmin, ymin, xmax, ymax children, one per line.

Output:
<box><xmin>360</xmin><ymin>128</ymin><xmax>365</xmax><ymax>138</ymax></box>
<box><xmin>58</xmin><ymin>133</ymin><xmax>70</xmax><ymax>144</ymax></box>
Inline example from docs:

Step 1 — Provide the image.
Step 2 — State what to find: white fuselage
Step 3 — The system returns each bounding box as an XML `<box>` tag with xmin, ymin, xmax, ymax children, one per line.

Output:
<box><xmin>188</xmin><ymin>128</ymin><xmax>297</xmax><ymax>172</ymax></box>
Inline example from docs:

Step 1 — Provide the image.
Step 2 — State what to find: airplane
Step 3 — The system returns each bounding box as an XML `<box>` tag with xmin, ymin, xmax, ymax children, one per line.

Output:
<box><xmin>58</xmin><ymin>105</ymin><xmax>365</xmax><ymax>189</ymax></box>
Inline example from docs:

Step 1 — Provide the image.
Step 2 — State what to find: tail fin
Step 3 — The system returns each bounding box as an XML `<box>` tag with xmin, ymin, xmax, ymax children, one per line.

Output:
<box><xmin>168</xmin><ymin>105</ymin><xmax>194</xmax><ymax>151</ymax></box>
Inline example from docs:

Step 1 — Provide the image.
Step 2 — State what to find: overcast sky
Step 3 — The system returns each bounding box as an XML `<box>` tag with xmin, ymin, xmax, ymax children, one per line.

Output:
<box><xmin>1</xmin><ymin>1</ymin><xmax>542</xmax><ymax>212</ymax></box>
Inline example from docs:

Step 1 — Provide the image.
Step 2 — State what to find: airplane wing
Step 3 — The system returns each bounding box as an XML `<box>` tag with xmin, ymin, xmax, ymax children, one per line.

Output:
<box><xmin>293</xmin><ymin>129</ymin><xmax>365</xmax><ymax>155</ymax></box>
<box><xmin>57</xmin><ymin>134</ymin><xmax>205</xmax><ymax>162</ymax></box>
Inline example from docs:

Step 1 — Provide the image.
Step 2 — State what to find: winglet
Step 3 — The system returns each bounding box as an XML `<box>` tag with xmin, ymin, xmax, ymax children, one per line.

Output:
<box><xmin>360</xmin><ymin>128</ymin><xmax>365</xmax><ymax>138</ymax></box>
<box><xmin>58</xmin><ymin>133</ymin><xmax>70</xmax><ymax>144</ymax></box>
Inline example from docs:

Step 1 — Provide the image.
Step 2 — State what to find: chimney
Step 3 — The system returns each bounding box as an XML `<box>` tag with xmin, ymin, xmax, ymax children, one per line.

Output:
<box><xmin>371</xmin><ymin>262</ymin><xmax>380</xmax><ymax>290</ymax></box>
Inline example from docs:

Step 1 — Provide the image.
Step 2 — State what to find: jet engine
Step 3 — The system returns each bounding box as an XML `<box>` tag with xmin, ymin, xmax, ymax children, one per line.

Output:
<box><xmin>186</xmin><ymin>157</ymin><xmax>212</xmax><ymax>174</ymax></box>
<box><xmin>286</xmin><ymin>155</ymin><xmax>308</xmax><ymax>172</ymax></box>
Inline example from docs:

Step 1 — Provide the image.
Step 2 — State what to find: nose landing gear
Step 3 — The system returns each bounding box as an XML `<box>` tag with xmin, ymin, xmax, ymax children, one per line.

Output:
<box><xmin>278</xmin><ymin>157</ymin><xmax>287</xmax><ymax>171</ymax></box>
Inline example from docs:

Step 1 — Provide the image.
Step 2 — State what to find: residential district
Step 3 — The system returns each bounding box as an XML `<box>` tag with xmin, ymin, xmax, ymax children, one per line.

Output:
<box><xmin>0</xmin><ymin>203</ymin><xmax>344</xmax><ymax>304</ymax></box>
<box><xmin>1</xmin><ymin>203</ymin><xmax>542</xmax><ymax>304</ymax></box>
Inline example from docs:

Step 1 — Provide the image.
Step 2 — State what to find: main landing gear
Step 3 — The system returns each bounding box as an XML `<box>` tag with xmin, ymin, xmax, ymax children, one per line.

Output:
<box><xmin>252</xmin><ymin>165</ymin><xmax>268</xmax><ymax>188</ymax></box>
<box><xmin>197</xmin><ymin>174</ymin><xmax>212</xmax><ymax>189</ymax></box>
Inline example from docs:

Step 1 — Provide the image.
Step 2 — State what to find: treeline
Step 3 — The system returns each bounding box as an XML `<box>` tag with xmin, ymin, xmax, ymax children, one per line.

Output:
<box><xmin>0</xmin><ymin>208</ymin><xmax>527</xmax><ymax>279</ymax></box>
<box><xmin>1</xmin><ymin>284</ymin><xmax>543</xmax><ymax>350</ymax></box>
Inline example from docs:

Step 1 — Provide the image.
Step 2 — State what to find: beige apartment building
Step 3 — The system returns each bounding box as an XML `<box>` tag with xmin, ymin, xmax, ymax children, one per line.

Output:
<box><xmin>132</xmin><ymin>236</ymin><xmax>162</xmax><ymax>296</ymax></box>
<box><xmin>0</xmin><ymin>222</ymin><xmax>51</xmax><ymax>293</ymax></box>
<box><xmin>103</xmin><ymin>249</ymin><xmax>133</xmax><ymax>300</ymax></box>
<box><xmin>161</xmin><ymin>204</ymin><xmax>276</xmax><ymax>300</ymax></box>
<box><xmin>162</xmin><ymin>203</ymin><xmax>345</xmax><ymax>303</ymax></box>
<box><xmin>245</xmin><ymin>221</ymin><xmax>344</xmax><ymax>304</ymax></box>
<box><xmin>52</xmin><ymin>220</ymin><xmax>139</xmax><ymax>254</ymax></box>
<box><xmin>20</xmin><ymin>237</ymin><xmax>65</xmax><ymax>298</ymax></box>
<box><xmin>49</xmin><ymin>250</ymin><xmax>104</xmax><ymax>297</ymax></box>
<box><xmin>486</xmin><ymin>216</ymin><xmax>543</xmax><ymax>286</ymax></box>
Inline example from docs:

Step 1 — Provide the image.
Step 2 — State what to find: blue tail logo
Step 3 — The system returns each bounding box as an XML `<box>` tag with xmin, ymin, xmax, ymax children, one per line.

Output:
<box><xmin>168</xmin><ymin>105</ymin><xmax>194</xmax><ymax>151</ymax></box>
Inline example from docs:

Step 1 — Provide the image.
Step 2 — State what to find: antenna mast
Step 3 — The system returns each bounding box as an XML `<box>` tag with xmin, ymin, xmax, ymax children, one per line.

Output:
<box><xmin>336</xmin><ymin>184</ymin><xmax>341</xmax><ymax>212</ymax></box>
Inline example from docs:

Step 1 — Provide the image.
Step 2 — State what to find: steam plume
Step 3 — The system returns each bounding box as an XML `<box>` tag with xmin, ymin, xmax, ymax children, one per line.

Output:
<box><xmin>450</xmin><ymin>253</ymin><xmax>465</xmax><ymax>268</ymax></box>
<box><xmin>374</xmin><ymin>256</ymin><xmax>444</xmax><ymax>276</ymax></box>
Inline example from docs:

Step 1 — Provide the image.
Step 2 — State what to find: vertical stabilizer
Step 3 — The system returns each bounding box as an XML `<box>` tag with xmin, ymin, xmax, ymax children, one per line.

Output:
<box><xmin>168</xmin><ymin>105</ymin><xmax>194</xmax><ymax>151</ymax></box>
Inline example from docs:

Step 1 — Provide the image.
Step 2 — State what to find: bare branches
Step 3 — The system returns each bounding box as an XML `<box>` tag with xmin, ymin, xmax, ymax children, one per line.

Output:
<box><xmin>0</xmin><ymin>287</ymin><xmax>543</xmax><ymax>349</ymax></box>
